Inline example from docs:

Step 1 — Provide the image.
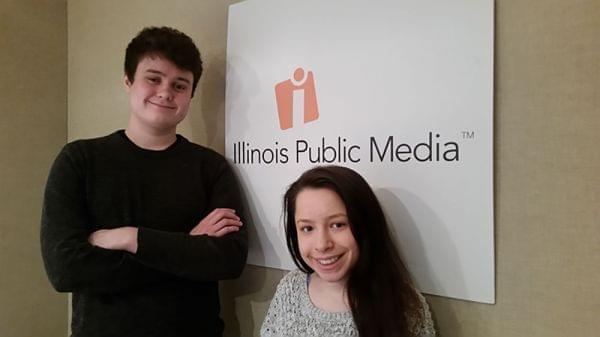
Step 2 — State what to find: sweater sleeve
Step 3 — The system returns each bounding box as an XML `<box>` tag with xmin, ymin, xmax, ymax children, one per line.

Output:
<box><xmin>134</xmin><ymin>157</ymin><xmax>248</xmax><ymax>281</ymax></box>
<box><xmin>40</xmin><ymin>146</ymin><xmax>170</xmax><ymax>294</ymax></box>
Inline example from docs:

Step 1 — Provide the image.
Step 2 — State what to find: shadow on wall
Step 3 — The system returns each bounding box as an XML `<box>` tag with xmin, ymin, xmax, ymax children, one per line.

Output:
<box><xmin>375</xmin><ymin>188</ymin><xmax>462</xmax><ymax>336</ymax></box>
<box><xmin>192</xmin><ymin>52</ymin><xmax>260</xmax><ymax>154</ymax></box>
<box><xmin>220</xmin><ymin>264</ymin><xmax>286</xmax><ymax>337</ymax></box>
<box><xmin>220</xmin><ymin>166</ymin><xmax>284</xmax><ymax>337</ymax></box>
<box><xmin>188</xmin><ymin>52</ymin><xmax>225</xmax><ymax>153</ymax></box>
<box><xmin>236</xmin><ymin>166</ymin><xmax>281</xmax><ymax>268</ymax></box>
<box><xmin>216</xmin><ymin>49</ymin><xmax>283</xmax><ymax>337</ymax></box>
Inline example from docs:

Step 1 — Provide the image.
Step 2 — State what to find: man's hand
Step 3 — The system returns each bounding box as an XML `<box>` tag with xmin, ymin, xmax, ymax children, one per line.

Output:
<box><xmin>88</xmin><ymin>227</ymin><xmax>138</xmax><ymax>254</ymax></box>
<box><xmin>189</xmin><ymin>208</ymin><xmax>242</xmax><ymax>237</ymax></box>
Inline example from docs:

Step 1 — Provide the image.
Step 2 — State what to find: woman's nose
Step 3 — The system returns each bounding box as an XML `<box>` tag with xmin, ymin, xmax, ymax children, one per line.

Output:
<box><xmin>314</xmin><ymin>230</ymin><xmax>333</xmax><ymax>252</ymax></box>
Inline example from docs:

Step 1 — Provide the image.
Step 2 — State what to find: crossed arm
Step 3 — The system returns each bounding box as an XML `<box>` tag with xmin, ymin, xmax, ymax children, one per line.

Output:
<box><xmin>88</xmin><ymin>207</ymin><xmax>243</xmax><ymax>253</ymax></box>
<box><xmin>41</xmin><ymin>146</ymin><xmax>248</xmax><ymax>294</ymax></box>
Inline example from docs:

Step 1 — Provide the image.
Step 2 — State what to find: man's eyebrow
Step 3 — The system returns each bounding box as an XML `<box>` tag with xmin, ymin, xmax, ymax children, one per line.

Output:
<box><xmin>145</xmin><ymin>69</ymin><xmax>191</xmax><ymax>84</ymax></box>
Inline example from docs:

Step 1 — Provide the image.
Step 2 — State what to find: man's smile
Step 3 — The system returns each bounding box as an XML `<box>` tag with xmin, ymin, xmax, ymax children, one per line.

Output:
<box><xmin>147</xmin><ymin>100</ymin><xmax>176</xmax><ymax>109</ymax></box>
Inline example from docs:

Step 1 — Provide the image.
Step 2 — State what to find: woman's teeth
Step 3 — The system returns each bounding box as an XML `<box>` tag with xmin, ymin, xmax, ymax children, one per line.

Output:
<box><xmin>317</xmin><ymin>256</ymin><xmax>340</xmax><ymax>265</ymax></box>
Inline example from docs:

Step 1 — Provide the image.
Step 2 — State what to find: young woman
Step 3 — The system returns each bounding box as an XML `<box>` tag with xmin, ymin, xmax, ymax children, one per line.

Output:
<box><xmin>261</xmin><ymin>165</ymin><xmax>435</xmax><ymax>337</ymax></box>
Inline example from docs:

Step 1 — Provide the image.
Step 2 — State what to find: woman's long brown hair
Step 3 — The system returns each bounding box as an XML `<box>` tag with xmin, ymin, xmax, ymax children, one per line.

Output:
<box><xmin>284</xmin><ymin>165</ymin><xmax>423</xmax><ymax>337</ymax></box>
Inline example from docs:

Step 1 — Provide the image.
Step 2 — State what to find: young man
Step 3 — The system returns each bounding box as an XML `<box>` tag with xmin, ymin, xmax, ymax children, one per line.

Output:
<box><xmin>41</xmin><ymin>27</ymin><xmax>247</xmax><ymax>337</ymax></box>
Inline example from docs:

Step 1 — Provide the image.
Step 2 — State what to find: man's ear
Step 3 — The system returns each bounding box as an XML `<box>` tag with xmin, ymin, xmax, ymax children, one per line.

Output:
<box><xmin>124</xmin><ymin>75</ymin><xmax>132</xmax><ymax>92</ymax></box>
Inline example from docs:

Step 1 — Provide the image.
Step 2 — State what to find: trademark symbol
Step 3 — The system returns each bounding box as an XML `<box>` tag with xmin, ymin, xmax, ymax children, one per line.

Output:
<box><xmin>461</xmin><ymin>131</ymin><xmax>475</xmax><ymax>139</ymax></box>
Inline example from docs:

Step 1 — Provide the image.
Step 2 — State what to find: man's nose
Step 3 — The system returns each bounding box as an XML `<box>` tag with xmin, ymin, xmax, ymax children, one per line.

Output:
<box><xmin>156</xmin><ymin>84</ymin><xmax>174</xmax><ymax>101</ymax></box>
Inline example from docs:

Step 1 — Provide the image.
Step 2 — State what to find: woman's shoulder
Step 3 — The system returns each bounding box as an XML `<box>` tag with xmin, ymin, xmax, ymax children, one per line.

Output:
<box><xmin>275</xmin><ymin>269</ymin><xmax>308</xmax><ymax>294</ymax></box>
<box><xmin>261</xmin><ymin>270</ymin><xmax>310</xmax><ymax>337</ymax></box>
<box><xmin>282</xmin><ymin>268</ymin><xmax>307</xmax><ymax>282</ymax></box>
<box><xmin>412</xmin><ymin>291</ymin><xmax>437</xmax><ymax>337</ymax></box>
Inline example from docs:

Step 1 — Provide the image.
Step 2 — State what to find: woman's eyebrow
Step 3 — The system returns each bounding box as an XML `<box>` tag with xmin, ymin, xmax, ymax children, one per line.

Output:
<box><xmin>296</xmin><ymin>213</ymin><xmax>347</xmax><ymax>224</ymax></box>
<box><xmin>325</xmin><ymin>213</ymin><xmax>348</xmax><ymax>220</ymax></box>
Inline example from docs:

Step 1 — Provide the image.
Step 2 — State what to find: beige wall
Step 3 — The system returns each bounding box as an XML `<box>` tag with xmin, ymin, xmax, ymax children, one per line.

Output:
<box><xmin>426</xmin><ymin>2</ymin><xmax>600</xmax><ymax>335</ymax></box>
<box><xmin>64</xmin><ymin>0</ymin><xmax>600</xmax><ymax>336</ymax></box>
<box><xmin>0</xmin><ymin>0</ymin><xmax>68</xmax><ymax>336</ymax></box>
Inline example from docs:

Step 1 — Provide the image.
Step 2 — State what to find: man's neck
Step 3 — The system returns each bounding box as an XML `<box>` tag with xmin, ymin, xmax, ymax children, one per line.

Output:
<box><xmin>124</xmin><ymin>124</ymin><xmax>177</xmax><ymax>151</ymax></box>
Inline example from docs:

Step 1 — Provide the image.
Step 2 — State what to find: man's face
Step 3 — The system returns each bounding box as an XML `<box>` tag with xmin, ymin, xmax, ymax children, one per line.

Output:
<box><xmin>125</xmin><ymin>55</ymin><xmax>194</xmax><ymax>134</ymax></box>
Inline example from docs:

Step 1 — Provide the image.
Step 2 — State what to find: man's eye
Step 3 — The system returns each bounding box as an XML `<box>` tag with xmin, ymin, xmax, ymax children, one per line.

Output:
<box><xmin>174</xmin><ymin>83</ymin><xmax>188</xmax><ymax>91</ymax></box>
<box><xmin>147</xmin><ymin>77</ymin><xmax>160</xmax><ymax>83</ymax></box>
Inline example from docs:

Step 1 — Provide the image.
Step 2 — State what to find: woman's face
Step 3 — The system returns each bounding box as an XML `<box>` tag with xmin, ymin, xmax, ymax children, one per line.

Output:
<box><xmin>294</xmin><ymin>188</ymin><xmax>359</xmax><ymax>285</ymax></box>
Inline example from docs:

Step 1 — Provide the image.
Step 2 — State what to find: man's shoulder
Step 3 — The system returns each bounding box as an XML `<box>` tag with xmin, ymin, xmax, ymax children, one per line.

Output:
<box><xmin>57</xmin><ymin>131</ymin><xmax>121</xmax><ymax>159</ymax></box>
<box><xmin>180</xmin><ymin>137</ymin><xmax>228</xmax><ymax>164</ymax></box>
<box><xmin>64</xmin><ymin>131</ymin><xmax>121</xmax><ymax>150</ymax></box>
<box><xmin>182</xmin><ymin>138</ymin><xmax>220</xmax><ymax>155</ymax></box>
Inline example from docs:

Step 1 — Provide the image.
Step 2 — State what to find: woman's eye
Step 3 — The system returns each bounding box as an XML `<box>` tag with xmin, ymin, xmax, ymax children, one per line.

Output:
<box><xmin>331</xmin><ymin>222</ymin><xmax>346</xmax><ymax>229</ymax></box>
<box><xmin>300</xmin><ymin>226</ymin><xmax>313</xmax><ymax>233</ymax></box>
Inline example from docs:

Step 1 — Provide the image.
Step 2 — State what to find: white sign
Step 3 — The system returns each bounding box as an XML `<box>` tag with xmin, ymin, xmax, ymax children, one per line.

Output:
<box><xmin>226</xmin><ymin>0</ymin><xmax>494</xmax><ymax>303</ymax></box>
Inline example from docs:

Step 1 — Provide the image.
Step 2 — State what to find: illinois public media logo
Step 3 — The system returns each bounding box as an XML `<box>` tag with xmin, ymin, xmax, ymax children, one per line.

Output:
<box><xmin>232</xmin><ymin>66</ymin><xmax>462</xmax><ymax>165</ymax></box>
<box><xmin>275</xmin><ymin>67</ymin><xmax>319</xmax><ymax>130</ymax></box>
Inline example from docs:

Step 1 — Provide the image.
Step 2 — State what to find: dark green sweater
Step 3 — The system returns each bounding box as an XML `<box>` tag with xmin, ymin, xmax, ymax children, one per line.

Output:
<box><xmin>41</xmin><ymin>130</ymin><xmax>248</xmax><ymax>337</ymax></box>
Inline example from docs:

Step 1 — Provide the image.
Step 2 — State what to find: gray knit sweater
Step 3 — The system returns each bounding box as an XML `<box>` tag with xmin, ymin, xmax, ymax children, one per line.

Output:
<box><xmin>261</xmin><ymin>270</ymin><xmax>436</xmax><ymax>337</ymax></box>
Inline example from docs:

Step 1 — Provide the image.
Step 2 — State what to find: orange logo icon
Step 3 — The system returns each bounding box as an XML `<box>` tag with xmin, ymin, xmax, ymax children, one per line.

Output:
<box><xmin>275</xmin><ymin>67</ymin><xmax>319</xmax><ymax>130</ymax></box>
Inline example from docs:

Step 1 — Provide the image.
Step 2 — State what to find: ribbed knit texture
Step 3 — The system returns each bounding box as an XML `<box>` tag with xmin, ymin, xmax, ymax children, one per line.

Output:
<box><xmin>41</xmin><ymin>130</ymin><xmax>247</xmax><ymax>337</ymax></box>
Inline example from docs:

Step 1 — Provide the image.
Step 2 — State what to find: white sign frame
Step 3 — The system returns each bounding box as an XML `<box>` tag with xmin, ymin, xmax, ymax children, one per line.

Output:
<box><xmin>226</xmin><ymin>0</ymin><xmax>495</xmax><ymax>303</ymax></box>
